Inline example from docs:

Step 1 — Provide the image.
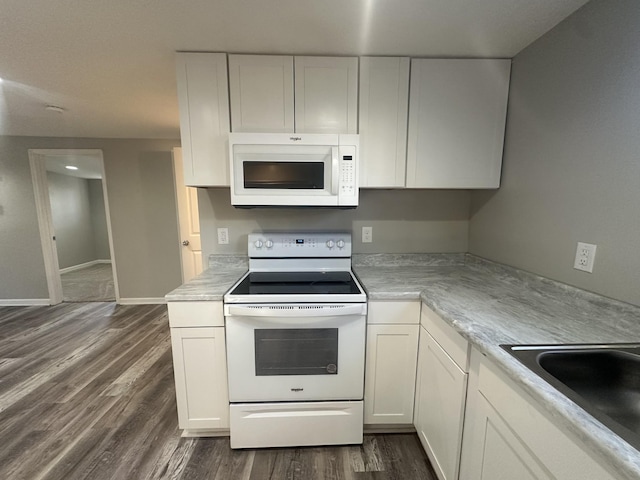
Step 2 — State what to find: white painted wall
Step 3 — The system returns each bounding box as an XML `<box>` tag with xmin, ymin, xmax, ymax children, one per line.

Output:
<box><xmin>469</xmin><ymin>0</ymin><xmax>640</xmax><ymax>306</ymax></box>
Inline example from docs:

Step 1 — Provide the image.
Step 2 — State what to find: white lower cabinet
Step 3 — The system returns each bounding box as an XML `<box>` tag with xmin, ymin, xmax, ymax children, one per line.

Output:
<box><xmin>463</xmin><ymin>391</ymin><xmax>551</xmax><ymax>480</ymax></box>
<box><xmin>365</xmin><ymin>323</ymin><xmax>419</xmax><ymax>424</ymax></box>
<box><xmin>364</xmin><ymin>301</ymin><xmax>420</xmax><ymax>425</ymax></box>
<box><xmin>414</xmin><ymin>328</ymin><xmax>468</xmax><ymax>480</ymax></box>
<box><xmin>168</xmin><ymin>302</ymin><xmax>229</xmax><ymax>433</ymax></box>
<box><xmin>459</xmin><ymin>349</ymin><xmax>617</xmax><ymax>480</ymax></box>
<box><xmin>413</xmin><ymin>303</ymin><xmax>619</xmax><ymax>480</ymax></box>
<box><xmin>414</xmin><ymin>304</ymin><xmax>470</xmax><ymax>480</ymax></box>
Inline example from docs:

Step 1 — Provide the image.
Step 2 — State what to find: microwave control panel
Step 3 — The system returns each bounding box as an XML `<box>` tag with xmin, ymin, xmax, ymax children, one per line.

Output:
<box><xmin>339</xmin><ymin>145</ymin><xmax>357</xmax><ymax>201</ymax></box>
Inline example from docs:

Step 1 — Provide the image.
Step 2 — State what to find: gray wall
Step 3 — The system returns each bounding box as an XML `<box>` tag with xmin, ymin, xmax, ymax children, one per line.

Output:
<box><xmin>47</xmin><ymin>172</ymin><xmax>96</xmax><ymax>269</ymax></box>
<box><xmin>469</xmin><ymin>0</ymin><xmax>640</xmax><ymax>306</ymax></box>
<box><xmin>199</xmin><ymin>188</ymin><xmax>470</xmax><ymax>258</ymax></box>
<box><xmin>0</xmin><ymin>138</ymin><xmax>49</xmax><ymax>299</ymax></box>
<box><xmin>88</xmin><ymin>179</ymin><xmax>111</xmax><ymax>260</ymax></box>
<box><xmin>0</xmin><ymin>136</ymin><xmax>182</xmax><ymax>301</ymax></box>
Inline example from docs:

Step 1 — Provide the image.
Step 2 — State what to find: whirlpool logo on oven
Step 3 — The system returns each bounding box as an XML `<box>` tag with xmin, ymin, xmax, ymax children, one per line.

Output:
<box><xmin>290</xmin><ymin>387</ymin><xmax>304</xmax><ymax>392</ymax></box>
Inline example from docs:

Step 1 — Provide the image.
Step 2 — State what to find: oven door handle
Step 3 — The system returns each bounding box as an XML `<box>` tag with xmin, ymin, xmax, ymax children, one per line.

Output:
<box><xmin>225</xmin><ymin>304</ymin><xmax>366</xmax><ymax>317</ymax></box>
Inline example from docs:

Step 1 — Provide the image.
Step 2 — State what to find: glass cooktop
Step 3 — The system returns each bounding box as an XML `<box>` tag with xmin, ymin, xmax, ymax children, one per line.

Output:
<box><xmin>228</xmin><ymin>271</ymin><xmax>362</xmax><ymax>296</ymax></box>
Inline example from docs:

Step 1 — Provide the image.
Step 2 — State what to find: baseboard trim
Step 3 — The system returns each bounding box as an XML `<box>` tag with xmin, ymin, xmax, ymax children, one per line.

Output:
<box><xmin>60</xmin><ymin>259</ymin><xmax>112</xmax><ymax>274</ymax></box>
<box><xmin>118</xmin><ymin>298</ymin><xmax>167</xmax><ymax>305</ymax></box>
<box><xmin>181</xmin><ymin>429</ymin><xmax>230</xmax><ymax>438</ymax></box>
<box><xmin>0</xmin><ymin>299</ymin><xmax>50</xmax><ymax>306</ymax></box>
<box><xmin>364</xmin><ymin>425</ymin><xmax>416</xmax><ymax>434</ymax></box>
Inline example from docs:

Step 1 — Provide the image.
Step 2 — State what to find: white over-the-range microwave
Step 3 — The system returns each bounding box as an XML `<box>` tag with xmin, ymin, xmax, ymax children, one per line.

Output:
<box><xmin>228</xmin><ymin>133</ymin><xmax>359</xmax><ymax>208</ymax></box>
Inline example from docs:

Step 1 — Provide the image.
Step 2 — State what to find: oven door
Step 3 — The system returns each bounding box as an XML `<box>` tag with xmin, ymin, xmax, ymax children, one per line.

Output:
<box><xmin>225</xmin><ymin>303</ymin><xmax>366</xmax><ymax>402</ymax></box>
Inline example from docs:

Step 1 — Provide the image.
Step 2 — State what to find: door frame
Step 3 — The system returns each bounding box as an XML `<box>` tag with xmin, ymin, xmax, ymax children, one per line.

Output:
<box><xmin>28</xmin><ymin>149</ymin><xmax>121</xmax><ymax>304</ymax></box>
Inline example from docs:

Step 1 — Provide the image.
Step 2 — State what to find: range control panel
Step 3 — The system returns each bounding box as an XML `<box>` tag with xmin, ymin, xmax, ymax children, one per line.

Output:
<box><xmin>248</xmin><ymin>232</ymin><xmax>352</xmax><ymax>258</ymax></box>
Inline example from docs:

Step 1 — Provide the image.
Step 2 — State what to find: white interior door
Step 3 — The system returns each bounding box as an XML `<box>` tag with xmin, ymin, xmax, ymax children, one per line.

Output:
<box><xmin>173</xmin><ymin>147</ymin><xmax>203</xmax><ymax>282</ymax></box>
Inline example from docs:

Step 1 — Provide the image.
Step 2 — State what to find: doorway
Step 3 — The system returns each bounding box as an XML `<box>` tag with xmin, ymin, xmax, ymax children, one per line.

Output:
<box><xmin>29</xmin><ymin>149</ymin><xmax>120</xmax><ymax>304</ymax></box>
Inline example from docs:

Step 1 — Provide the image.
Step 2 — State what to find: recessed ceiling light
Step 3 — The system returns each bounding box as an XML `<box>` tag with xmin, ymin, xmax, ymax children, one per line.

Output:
<box><xmin>45</xmin><ymin>105</ymin><xmax>65</xmax><ymax>114</ymax></box>
<box><xmin>65</xmin><ymin>165</ymin><xmax>78</xmax><ymax>171</ymax></box>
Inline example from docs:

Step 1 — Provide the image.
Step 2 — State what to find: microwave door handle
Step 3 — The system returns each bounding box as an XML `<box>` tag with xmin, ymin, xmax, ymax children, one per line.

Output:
<box><xmin>331</xmin><ymin>147</ymin><xmax>339</xmax><ymax>195</ymax></box>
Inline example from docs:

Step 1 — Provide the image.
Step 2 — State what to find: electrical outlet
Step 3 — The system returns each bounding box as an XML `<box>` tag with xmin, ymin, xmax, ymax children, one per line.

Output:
<box><xmin>217</xmin><ymin>227</ymin><xmax>229</xmax><ymax>245</ymax></box>
<box><xmin>574</xmin><ymin>242</ymin><xmax>597</xmax><ymax>273</ymax></box>
<box><xmin>362</xmin><ymin>226</ymin><xmax>373</xmax><ymax>243</ymax></box>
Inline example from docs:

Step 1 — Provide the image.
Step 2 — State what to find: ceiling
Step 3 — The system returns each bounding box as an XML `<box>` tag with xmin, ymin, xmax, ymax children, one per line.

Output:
<box><xmin>0</xmin><ymin>0</ymin><xmax>590</xmax><ymax>140</ymax></box>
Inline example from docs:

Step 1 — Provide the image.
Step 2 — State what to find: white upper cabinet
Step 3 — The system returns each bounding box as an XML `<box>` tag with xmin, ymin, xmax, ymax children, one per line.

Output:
<box><xmin>176</xmin><ymin>53</ymin><xmax>231</xmax><ymax>187</ymax></box>
<box><xmin>294</xmin><ymin>56</ymin><xmax>358</xmax><ymax>134</ymax></box>
<box><xmin>359</xmin><ymin>57</ymin><xmax>410</xmax><ymax>188</ymax></box>
<box><xmin>407</xmin><ymin>59</ymin><xmax>511</xmax><ymax>188</ymax></box>
<box><xmin>228</xmin><ymin>55</ymin><xmax>295</xmax><ymax>133</ymax></box>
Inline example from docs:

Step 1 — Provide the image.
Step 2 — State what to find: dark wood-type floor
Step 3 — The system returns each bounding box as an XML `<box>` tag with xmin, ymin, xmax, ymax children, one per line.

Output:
<box><xmin>0</xmin><ymin>303</ymin><xmax>438</xmax><ymax>480</ymax></box>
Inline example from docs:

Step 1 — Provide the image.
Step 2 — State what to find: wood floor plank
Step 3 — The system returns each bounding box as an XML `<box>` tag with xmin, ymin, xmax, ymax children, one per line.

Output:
<box><xmin>0</xmin><ymin>303</ymin><xmax>438</xmax><ymax>480</ymax></box>
<box><xmin>143</xmin><ymin>436</ymin><xmax>197</xmax><ymax>480</ymax></box>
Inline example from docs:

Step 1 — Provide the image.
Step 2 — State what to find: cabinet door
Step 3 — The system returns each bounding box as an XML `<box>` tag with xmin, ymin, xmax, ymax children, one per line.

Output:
<box><xmin>294</xmin><ymin>56</ymin><xmax>358</xmax><ymax>134</ymax></box>
<box><xmin>228</xmin><ymin>54</ymin><xmax>294</xmax><ymax>133</ymax></box>
<box><xmin>414</xmin><ymin>328</ymin><xmax>467</xmax><ymax>480</ymax></box>
<box><xmin>364</xmin><ymin>324</ymin><xmax>419</xmax><ymax>424</ymax></box>
<box><xmin>170</xmin><ymin>327</ymin><xmax>229</xmax><ymax>430</ymax></box>
<box><xmin>359</xmin><ymin>57</ymin><xmax>410</xmax><ymax>187</ymax></box>
<box><xmin>460</xmin><ymin>393</ymin><xmax>552</xmax><ymax>480</ymax></box>
<box><xmin>176</xmin><ymin>53</ymin><xmax>231</xmax><ymax>187</ymax></box>
<box><xmin>407</xmin><ymin>59</ymin><xmax>510</xmax><ymax>188</ymax></box>
<box><xmin>460</xmin><ymin>352</ymin><xmax>617</xmax><ymax>480</ymax></box>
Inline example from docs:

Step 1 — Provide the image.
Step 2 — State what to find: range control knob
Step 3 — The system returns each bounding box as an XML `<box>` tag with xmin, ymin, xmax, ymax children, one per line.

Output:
<box><xmin>326</xmin><ymin>240</ymin><xmax>335</xmax><ymax>249</ymax></box>
<box><xmin>265</xmin><ymin>240</ymin><xmax>274</xmax><ymax>249</ymax></box>
<box><xmin>254</xmin><ymin>240</ymin><xmax>264</xmax><ymax>249</ymax></box>
<box><xmin>337</xmin><ymin>240</ymin><xmax>345</xmax><ymax>249</ymax></box>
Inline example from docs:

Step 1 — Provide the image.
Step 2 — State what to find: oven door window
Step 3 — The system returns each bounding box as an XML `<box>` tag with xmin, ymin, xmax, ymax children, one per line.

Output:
<box><xmin>255</xmin><ymin>328</ymin><xmax>338</xmax><ymax>376</ymax></box>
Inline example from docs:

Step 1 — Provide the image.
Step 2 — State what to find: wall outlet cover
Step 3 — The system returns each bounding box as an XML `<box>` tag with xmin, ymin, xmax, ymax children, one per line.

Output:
<box><xmin>574</xmin><ymin>242</ymin><xmax>597</xmax><ymax>273</ymax></box>
<box><xmin>362</xmin><ymin>226</ymin><xmax>373</xmax><ymax>243</ymax></box>
<box><xmin>217</xmin><ymin>227</ymin><xmax>229</xmax><ymax>245</ymax></box>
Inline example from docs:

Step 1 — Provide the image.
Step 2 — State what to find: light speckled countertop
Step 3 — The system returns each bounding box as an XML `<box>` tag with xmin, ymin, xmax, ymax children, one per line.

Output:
<box><xmin>165</xmin><ymin>255</ymin><xmax>248</xmax><ymax>301</ymax></box>
<box><xmin>354</xmin><ymin>254</ymin><xmax>640</xmax><ymax>480</ymax></box>
<box><xmin>166</xmin><ymin>252</ymin><xmax>640</xmax><ymax>478</ymax></box>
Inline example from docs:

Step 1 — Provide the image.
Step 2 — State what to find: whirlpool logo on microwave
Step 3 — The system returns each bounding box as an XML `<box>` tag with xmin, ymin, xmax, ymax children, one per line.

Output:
<box><xmin>291</xmin><ymin>387</ymin><xmax>304</xmax><ymax>392</ymax></box>
<box><xmin>289</xmin><ymin>136</ymin><xmax>303</xmax><ymax>142</ymax></box>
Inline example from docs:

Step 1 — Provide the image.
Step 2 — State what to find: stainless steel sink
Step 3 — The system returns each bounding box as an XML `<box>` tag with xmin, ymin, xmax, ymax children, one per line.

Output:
<box><xmin>501</xmin><ymin>343</ymin><xmax>640</xmax><ymax>450</ymax></box>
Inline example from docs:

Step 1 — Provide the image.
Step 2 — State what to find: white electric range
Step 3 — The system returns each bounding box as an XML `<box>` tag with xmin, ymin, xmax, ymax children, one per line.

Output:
<box><xmin>223</xmin><ymin>232</ymin><xmax>367</xmax><ymax>449</ymax></box>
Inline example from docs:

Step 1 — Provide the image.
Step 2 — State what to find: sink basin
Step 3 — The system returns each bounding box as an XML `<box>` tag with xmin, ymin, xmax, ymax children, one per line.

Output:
<box><xmin>501</xmin><ymin>343</ymin><xmax>640</xmax><ymax>450</ymax></box>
